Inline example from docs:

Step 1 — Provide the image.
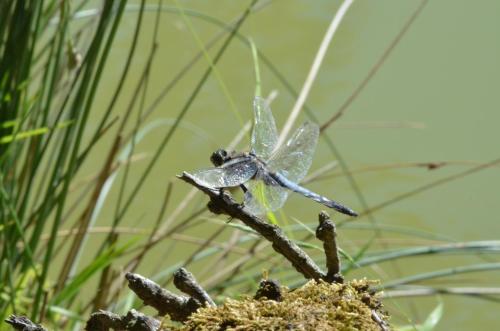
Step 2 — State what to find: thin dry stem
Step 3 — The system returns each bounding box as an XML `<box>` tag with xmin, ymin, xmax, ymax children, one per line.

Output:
<box><xmin>278</xmin><ymin>0</ymin><xmax>354</xmax><ymax>147</ymax></box>
<box><xmin>320</xmin><ymin>0</ymin><xmax>429</xmax><ymax>130</ymax></box>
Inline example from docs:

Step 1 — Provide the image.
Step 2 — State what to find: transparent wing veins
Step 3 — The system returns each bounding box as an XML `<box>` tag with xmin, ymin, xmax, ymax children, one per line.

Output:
<box><xmin>250</xmin><ymin>96</ymin><xmax>278</xmax><ymax>159</ymax></box>
<box><xmin>267</xmin><ymin>122</ymin><xmax>319</xmax><ymax>183</ymax></box>
<box><xmin>190</xmin><ymin>158</ymin><xmax>258</xmax><ymax>189</ymax></box>
<box><xmin>244</xmin><ymin>172</ymin><xmax>289</xmax><ymax>215</ymax></box>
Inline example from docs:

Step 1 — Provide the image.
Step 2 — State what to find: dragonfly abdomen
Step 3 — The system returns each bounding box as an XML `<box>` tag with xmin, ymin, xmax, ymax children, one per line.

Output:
<box><xmin>272</xmin><ymin>173</ymin><xmax>358</xmax><ymax>217</ymax></box>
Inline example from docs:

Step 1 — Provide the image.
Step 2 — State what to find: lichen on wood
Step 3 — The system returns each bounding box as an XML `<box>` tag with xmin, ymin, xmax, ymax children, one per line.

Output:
<box><xmin>175</xmin><ymin>278</ymin><xmax>390</xmax><ymax>331</ymax></box>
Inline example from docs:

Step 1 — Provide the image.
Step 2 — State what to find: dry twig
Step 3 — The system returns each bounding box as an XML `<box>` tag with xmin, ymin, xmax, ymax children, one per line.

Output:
<box><xmin>254</xmin><ymin>279</ymin><xmax>283</xmax><ymax>301</ymax></box>
<box><xmin>173</xmin><ymin>268</ymin><xmax>215</xmax><ymax>307</ymax></box>
<box><xmin>315</xmin><ymin>211</ymin><xmax>343</xmax><ymax>283</ymax></box>
<box><xmin>371</xmin><ymin>310</ymin><xmax>391</xmax><ymax>331</ymax></box>
<box><xmin>5</xmin><ymin>316</ymin><xmax>46</xmax><ymax>331</ymax></box>
<box><xmin>126</xmin><ymin>272</ymin><xmax>200</xmax><ymax>322</ymax></box>
<box><xmin>179</xmin><ymin>172</ymin><xmax>326</xmax><ymax>280</ymax></box>
<box><xmin>85</xmin><ymin>309</ymin><xmax>160</xmax><ymax>331</ymax></box>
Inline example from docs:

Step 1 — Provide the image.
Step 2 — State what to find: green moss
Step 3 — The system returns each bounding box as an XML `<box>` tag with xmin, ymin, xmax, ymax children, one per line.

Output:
<box><xmin>175</xmin><ymin>279</ymin><xmax>390</xmax><ymax>331</ymax></box>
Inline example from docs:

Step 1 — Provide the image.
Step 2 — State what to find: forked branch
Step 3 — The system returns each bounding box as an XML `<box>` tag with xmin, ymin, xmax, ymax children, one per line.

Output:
<box><xmin>179</xmin><ymin>171</ymin><xmax>327</xmax><ymax>280</ymax></box>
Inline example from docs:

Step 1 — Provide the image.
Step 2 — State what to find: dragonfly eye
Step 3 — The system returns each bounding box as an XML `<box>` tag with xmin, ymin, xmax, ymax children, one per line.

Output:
<box><xmin>210</xmin><ymin>149</ymin><xmax>228</xmax><ymax>166</ymax></box>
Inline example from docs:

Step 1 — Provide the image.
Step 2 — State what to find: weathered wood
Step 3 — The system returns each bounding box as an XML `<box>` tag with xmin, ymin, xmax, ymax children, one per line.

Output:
<box><xmin>179</xmin><ymin>172</ymin><xmax>326</xmax><ymax>280</ymax></box>
<box><xmin>126</xmin><ymin>272</ymin><xmax>201</xmax><ymax>322</ymax></box>
<box><xmin>5</xmin><ymin>315</ymin><xmax>46</xmax><ymax>331</ymax></box>
<box><xmin>85</xmin><ymin>309</ymin><xmax>161</xmax><ymax>331</ymax></box>
<box><xmin>173</xmin><ymin>268</ymin><xmax>215</xmax><ymax>307</ymax></box>
<box><xmin>316</xmin><ymin>211</ymin><xmax>344</xmax><ymax>283</ymax></box>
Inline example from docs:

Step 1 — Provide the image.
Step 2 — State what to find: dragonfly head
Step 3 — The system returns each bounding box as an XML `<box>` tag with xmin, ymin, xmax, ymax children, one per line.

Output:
<box><xmin>210</xmin><ymin>149</ymin><xmax>230</xmax><ymax>167</ymax></box>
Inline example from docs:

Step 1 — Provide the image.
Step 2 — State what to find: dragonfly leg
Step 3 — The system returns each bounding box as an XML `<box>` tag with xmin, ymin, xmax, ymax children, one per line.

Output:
<box><xmin>239</xmin><ymin>184</ymin><xmax>248</xmax><ymax>193</ymax></box>
<box><xmin>236</xmin><ymin>184</ymin><xmax>251</xmax><ymax>210</ymax></box>
<box><xmin>206</xmin><ymin>188</ymin><xmax>228</xmax><ymax>215</ymax></box>
<box><xmin>209</xmin><ymin>183</ymin><xmax>257</xmax><ymax>215</ymax></box>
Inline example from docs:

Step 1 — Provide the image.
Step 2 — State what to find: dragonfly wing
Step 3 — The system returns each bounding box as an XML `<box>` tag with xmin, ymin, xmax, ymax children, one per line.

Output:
<box><xmin>267</xmin><ymin>122</ymin><xmax>319</xmax><ymax>183</ymax></box>
<box><xmin>250</xmin><ymin>96</ymin><xmax>278</xmax><ymax>160</ymax></box>
<box><xmin>190</xmin><ymin>158</ymin><xmax>258</xmax><ymax>189</ymax></box>
<box><xmin>243</xmin><ymin>174</ymin><xmax>289</xmax><ymax>215</ymax></box>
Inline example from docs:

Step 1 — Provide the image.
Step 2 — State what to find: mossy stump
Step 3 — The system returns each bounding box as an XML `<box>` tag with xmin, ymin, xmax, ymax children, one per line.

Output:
<box><xmin>175</xmin><ymin>279</ymin><xmax>390</xmax><ymax>331</ymax></box>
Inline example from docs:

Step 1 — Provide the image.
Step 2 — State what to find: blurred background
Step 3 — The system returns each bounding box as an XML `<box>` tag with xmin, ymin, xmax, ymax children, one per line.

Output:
<box><xmin>1</xmin><ymin>0</ymin><xmax>499</xmax><ymax>330</ymax></box>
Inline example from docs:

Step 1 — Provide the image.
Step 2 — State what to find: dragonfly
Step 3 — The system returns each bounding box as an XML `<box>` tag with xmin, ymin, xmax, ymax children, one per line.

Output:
<box><xmin>190</xmin><ymin>97</ymin><xmax>357</xmax><ymax>217</ymax></box>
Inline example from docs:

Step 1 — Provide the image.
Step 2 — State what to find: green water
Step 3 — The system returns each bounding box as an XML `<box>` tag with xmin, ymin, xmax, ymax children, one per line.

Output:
<box><xmin>80</xmin><ymin>1</ymin><xmax>500</xmax><ymax>329</ymax></box>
